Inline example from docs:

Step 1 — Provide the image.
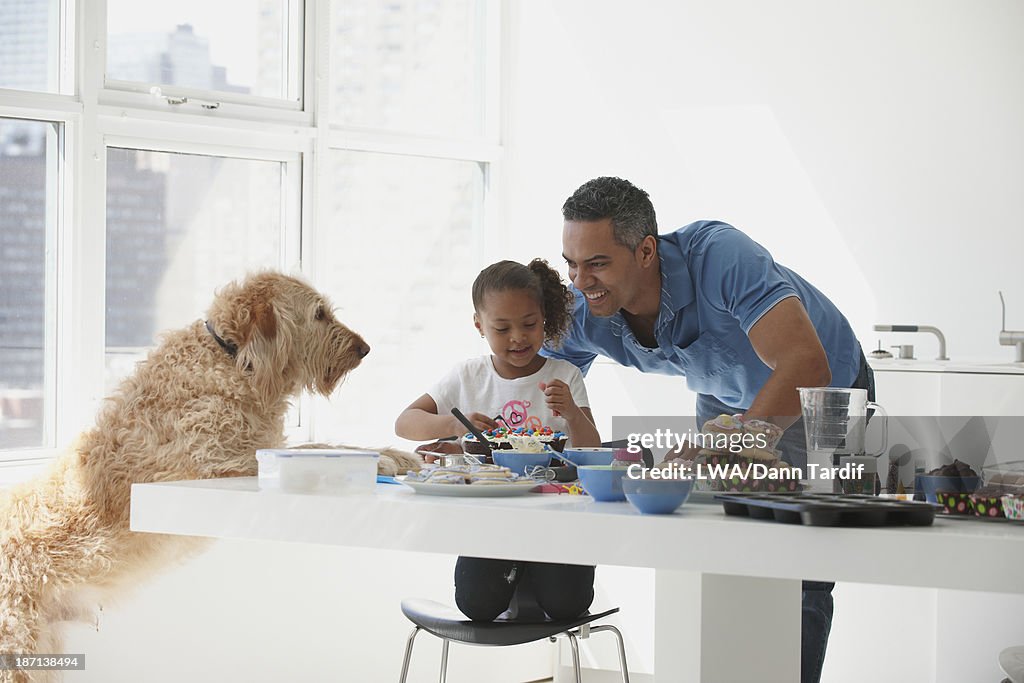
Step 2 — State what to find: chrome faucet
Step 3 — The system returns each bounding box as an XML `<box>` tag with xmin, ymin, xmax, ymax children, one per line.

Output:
<box><xmin>872</xmin><ymin>325</ymin><xmax>949</xmax><ymax>361</ymax></box>
<box><xmin>998</xmin><ymin>292</ymin><xmax>1024</xmax><ymax>363</ymax></box>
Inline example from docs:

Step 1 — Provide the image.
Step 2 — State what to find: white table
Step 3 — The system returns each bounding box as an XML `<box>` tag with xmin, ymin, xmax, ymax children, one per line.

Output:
<box><xmin>130</xmin><ymin>479</ymin><xmax>1024</xmax><ymax>683</ymax></box>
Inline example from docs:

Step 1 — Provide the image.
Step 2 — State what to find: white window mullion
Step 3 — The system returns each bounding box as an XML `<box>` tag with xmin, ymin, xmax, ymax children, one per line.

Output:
<box><xmin>289</xmin><ymin>0</ymin><xmax>331</xmax><ymax>443</ymax></box>
<box><xmin>42</xmin><ymin>123</ymin><xmax>62</xmax><ymax>450</ymax></box>
<box><xmin>57</xmin><ymin>0</ymin><xmax>108</xmax><ymax>442</ymax></box>
<box><xmin>97</xmin><ymin>108</ymin><xmax>314</xmax><ymax>154</ymax></box>
<box><xmin>101</xmin><ymin>133</ymin><xmax>305</xmax><ymax>164</ymax></box>
<box><xmin>326</xmin><ymin>128</ymin><xmax>501</xmax><ymax>164</ymax></box>
<box><xmin>481</xmin><ymin>0</ymin><xmax>508</xmax><ymax>262</ymax></box>
<box><xmin>305</xmin><ymin>0</ymin><xmax>331</xmax><ymax>281</ymax></box>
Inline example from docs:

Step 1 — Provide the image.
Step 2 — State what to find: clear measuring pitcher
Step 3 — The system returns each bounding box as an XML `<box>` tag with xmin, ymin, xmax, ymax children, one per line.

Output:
<box><xmin>798</xmin><ymin>387</ymin><xmax>887</xmax><ymax>492</ymax></box>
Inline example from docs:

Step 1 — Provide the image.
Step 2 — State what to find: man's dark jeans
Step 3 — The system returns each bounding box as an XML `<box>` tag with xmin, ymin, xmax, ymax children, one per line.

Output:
<box><xmin>696</xmin><ymin>352</ymin><xmax>874</xmax><ymax>683</ymax></box>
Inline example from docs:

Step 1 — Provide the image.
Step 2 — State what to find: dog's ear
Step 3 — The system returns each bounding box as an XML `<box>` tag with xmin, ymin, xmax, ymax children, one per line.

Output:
<box><xmin>250</xmin><ymin>299</ymin><xmax>277</xmax><ymax>343</ymax></box>
<box><xmin>236</xmin><ymin>296</ymin><xmax>295</xmax><ymax>405</ymax></box>
<box><xmin>208</xmin><ymin>273</ymin><xmax>296</xmax><ymax>405</ymax></box>
<box><xmin>230</xmin><ymin>290</ymin><xmax>277</xmax><ymax>347</ymax></box>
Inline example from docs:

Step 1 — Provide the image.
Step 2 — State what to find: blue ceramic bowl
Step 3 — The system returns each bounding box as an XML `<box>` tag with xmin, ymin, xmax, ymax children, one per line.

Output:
<box><xmin>623</xmin><ymin>476</ymin><xmax>694</xmax><ymax>514</ymax></box>
<box><xmin>577</xmin><ymin>465</ymin><xmax>629</xmax><ymax>502</ymax></box>
<box><xmin>561</xmin><ymin>447</ymin><xmax>616</xmax><ymax>467</ymax></box>
<box><xmin>492</xmin><ymin>450</ymin><xmax>552</xmax><ymax>476</ymax></box>
<box><xmin>916</xmin><ymin>474</ymin><xmax>980</xmax><ymax>503</ymax></box>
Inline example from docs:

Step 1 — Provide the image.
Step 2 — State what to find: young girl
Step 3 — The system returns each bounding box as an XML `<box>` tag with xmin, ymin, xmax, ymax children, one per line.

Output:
<box><xmin>395</xmin><ymin>258</ymin><xmax>601</xmax><ymax>622</ymax></box>
<box><xmin>395</xmin><ymin>258</ymin><xmax>600</xmax><ymax>447</ymax></box>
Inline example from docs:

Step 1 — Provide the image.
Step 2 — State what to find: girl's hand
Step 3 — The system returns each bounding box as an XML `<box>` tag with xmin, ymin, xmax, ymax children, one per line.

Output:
<box><xmin>453</xmin><ymin>412</ymin><xmax>499</xmax><ymax>435</ymax></box>
<box><xmin>539</xmin><ymin>380</ymin><xmax>579</xmax><ymax>419</ymax></box>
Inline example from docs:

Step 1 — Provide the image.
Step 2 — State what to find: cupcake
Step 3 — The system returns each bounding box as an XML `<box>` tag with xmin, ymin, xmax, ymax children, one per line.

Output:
<box><xmin>701</xmin><ymin>414</ymin><xmax>744</xmax><ymax>436</ymax></box>
<box><xmin>742</xmin><ymin>419</ymin><xmax>784</xmax><ymax>451</ymax></box>
<box><xmin>970</xmin><ymin>486</ymin><xmax>1007</xmax><ymax>518</ymax></box>
<box><xmin>936</xmin><ymin>491</ymin><xmax>972</xmax><ymax>515</ymax></box>
<box><xmin>695</xmin><ymin>448</ymin><xmax>797</xmax><ymax>493</ymax></box>
<box><xmin>461</xmin><ymin>427</ymin><xmax>511</xmax><ymax>455</ymax></box>
<box><xmin>463</xmin><ymin>426</ymin><xmax>567</xmax><ymax>455</ymax></box>
<box><xmin>1001</xmin><ymin>494</ymin><xmax>1024</xmax><ymax>521</ymax></box>
<box><xmin>698</xmin><ymin>414</ymin><xmax>744</xmax><ymax>453</ymax></box>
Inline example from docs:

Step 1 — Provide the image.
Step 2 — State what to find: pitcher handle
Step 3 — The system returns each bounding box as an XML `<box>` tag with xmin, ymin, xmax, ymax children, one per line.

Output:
<box><xmin>867</xmin><ymin>401</ymin><xmax>888</xmax><ymax>457</ymax></box>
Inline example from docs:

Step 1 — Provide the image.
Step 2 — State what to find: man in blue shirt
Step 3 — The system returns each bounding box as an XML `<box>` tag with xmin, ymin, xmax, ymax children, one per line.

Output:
<box><xmin>542</xmin><ymin>176</ymin><xmax>872</xmax><ymax>683</ymax></box>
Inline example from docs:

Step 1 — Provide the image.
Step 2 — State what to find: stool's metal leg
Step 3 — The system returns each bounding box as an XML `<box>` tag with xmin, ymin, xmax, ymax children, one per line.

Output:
<box><xmin>439</xmin><ymin>639</ymin><xmax>450</xmax><ymax>683</ymax></box>
<box><xmin>399</xmin><ymin>627</ymin><xmax>420</xmax><ymax>683</ymax></box>
<box><xmin>565</xmin><ymin>632</ymin><xmax>582</xmax><ymax>683</ymax></box>
<box><xmin>590</xmin><ymin>625</ymin><xmax>630</xmax><ymax>683</ymax></box>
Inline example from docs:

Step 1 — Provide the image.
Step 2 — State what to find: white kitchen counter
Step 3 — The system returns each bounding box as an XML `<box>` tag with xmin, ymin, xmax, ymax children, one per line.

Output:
<box><xmin>131</xmin><ymin>479</ymin><xmax>1024</xmax><ymax>682</ymax></box>
<box><xmin>869</xmin><ymin>358</ymin><xmax>1024</xmax><ymax>374</ymax></box>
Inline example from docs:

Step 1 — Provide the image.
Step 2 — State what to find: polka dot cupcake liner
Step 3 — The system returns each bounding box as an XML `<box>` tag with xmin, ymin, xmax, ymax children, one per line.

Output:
<box><xmin>969</xmin><ymin>494</ymin><xmax>1006</xmax><ymax>519</ymax></box>
<box><xmin>1001</xmin><ymin>494</ymin><xmax>1024</xmax><ymax>521</ymax></box>
<box><xmin>935</xmin><ymin>491</ymin><xmax>972</xmax><ymax>516</ymax></box>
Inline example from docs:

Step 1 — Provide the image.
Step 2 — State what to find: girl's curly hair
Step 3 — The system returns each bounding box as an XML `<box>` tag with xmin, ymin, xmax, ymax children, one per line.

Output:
<box><xmin>471</xmin><ymin>258</ymin><xmax>575</xmax><ymax>348</ymax></box>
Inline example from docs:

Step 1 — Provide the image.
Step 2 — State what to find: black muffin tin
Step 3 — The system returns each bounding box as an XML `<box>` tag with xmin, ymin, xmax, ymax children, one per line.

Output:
<box><xmin>715</xmin><ymin>493</ymin><xmax>936</xmax><ymax>527</ymax></box>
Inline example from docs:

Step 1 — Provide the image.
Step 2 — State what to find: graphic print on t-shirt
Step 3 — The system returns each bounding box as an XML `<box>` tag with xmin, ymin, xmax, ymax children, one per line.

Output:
<box><xmin>500</xmin><ymin>399</ymin><xmax>542</xmax><ymax>432</ymax></box>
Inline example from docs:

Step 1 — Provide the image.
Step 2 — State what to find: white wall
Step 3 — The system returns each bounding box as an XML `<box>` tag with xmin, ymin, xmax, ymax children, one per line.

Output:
<box><xmin>501</xmin><ymin>2</ymin><xmax>1024</xmax><ymax>682</ymax></box>
<box><xmin>60</xmin><ymin>542</ymin><xmax>553</xmax><ymax>683</ymax></box>
<box><xmin>500</xmin><ymin>0</ymin><xmax>1024</xmax><ymax>363</ymax></box>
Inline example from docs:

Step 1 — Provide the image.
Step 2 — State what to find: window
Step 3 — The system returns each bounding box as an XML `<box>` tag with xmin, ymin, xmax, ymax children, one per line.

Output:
<box><xmin>104</xmin><ymin>148</ymin><xmax>287</xmax><ymax>392</ymax></box>
<box><xmin>0</xmin><ymin>118</ymin><xmax>58</xmax><ymax>450</ymax></box>
<box><xmin>315</xmin><ymin>150</ymin><xmax>484</xmax><ymax>443</ymax></box>
<box><xmin>106</xmin><ymin>0</ymin><xmax>300</xmax><ymax>102</ymax></box>
<box><xmin>330</xmin><ymin>0</ymin><xmax>486</xmax><ymax>138</ymax></box>
<box><xmin>0</xmin><ymin>0</ymin><xmax>499</xmax><ymax>469</ymax></box>
<box><xmin>0</xmin><ymin>0</ymin><xmax>64</xmax><ymax>93</ymax></box>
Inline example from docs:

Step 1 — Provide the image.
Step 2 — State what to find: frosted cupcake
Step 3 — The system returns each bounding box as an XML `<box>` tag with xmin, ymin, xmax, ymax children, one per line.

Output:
<box><xmin>742</xmin><ymin>419</ymin><xmax>784</xmax><ymax>451</ymax></box>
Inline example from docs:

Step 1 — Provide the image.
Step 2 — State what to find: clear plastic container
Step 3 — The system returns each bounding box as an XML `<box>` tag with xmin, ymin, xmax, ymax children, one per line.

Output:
<box><xmin>611</xmin><ymin>448</ymin><xmax>643</xmax><ymax>469</ymax></box>
<box><xmin>256</xmin><ymin>448</ymin><xmax>378</xmax><ymax>494</ymax></box>
<box><xmin>981</xmin><ymin>460</ymin><xmax>1024</xmax><ymax>495</ymax></box>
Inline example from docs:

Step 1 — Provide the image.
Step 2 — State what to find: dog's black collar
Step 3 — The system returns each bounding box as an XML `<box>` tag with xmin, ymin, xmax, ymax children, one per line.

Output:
<box><xmin>205</xmin><ymin>320</ymin><xmax>238</xmax><ymax>358</ymax></box>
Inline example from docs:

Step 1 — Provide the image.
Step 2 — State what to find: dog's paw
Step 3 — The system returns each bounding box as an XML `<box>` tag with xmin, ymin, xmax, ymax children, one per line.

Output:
<box><xmin>289</xmin><ymin>443</ymin><xmax>423</xmax><ymax>475</ymax></box>
<box><xmin>376</xmin><ymin>447</ymin><xmax>422</xmax><ymax>474</ymax></box>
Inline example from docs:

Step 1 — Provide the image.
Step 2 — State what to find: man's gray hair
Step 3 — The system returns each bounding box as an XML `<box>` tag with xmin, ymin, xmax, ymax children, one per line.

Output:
<box><xmin>561</xmin><ymin>177</ymin><xmax>658</xmax><ymax>250</ymax></box>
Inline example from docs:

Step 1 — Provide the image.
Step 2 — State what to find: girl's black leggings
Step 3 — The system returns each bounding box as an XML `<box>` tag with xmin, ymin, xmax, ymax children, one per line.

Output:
<box><xmin>454</xmin><ymin>556</ymin><xmax>595</xmax><ymax>622</ymax></box>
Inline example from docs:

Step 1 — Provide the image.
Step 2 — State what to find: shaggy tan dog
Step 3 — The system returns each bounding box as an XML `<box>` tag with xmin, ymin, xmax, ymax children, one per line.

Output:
<box><xmin>0</xmin><ymin>271</ymin><xmax>412</xmax><ymax>681</ymax></box>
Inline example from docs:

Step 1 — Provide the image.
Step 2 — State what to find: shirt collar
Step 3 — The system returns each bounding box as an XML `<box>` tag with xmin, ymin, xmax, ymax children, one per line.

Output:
<box><xmin>652</xmin><ymin>235</ymin><xmax>695</xmax><ymax>331</ymax></box>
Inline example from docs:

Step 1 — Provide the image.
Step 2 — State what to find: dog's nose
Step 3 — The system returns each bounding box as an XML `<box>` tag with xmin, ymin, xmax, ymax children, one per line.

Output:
<box><xmin>356</xmin><ymin>342</ymin><xmax>371</xmax><ymax>358</ymax></box>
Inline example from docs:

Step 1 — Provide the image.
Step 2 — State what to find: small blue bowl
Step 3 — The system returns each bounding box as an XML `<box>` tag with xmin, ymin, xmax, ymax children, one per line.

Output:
<box><xmin>916</xmin><ymin>474</ymin><xmax>980</xmax><ymax>503</ymax></box>
<box><xmin>562</xmin><ymin>447</ymin><xmax>616</xmax><ymax>467</ymax></box>
<box><xmin>492</xmin><ymin>450</ymin><xmax>552</xmax><ymax>476</ymax></box>
<box><xmin>623</xmin><ymin>477</ymin><xmax>694</xmax><ymax>514</ymax></box>
<box><xmin>577</xmin><ymin>465</ymin><xmax>629</xmax><ymax>501</ymax></box>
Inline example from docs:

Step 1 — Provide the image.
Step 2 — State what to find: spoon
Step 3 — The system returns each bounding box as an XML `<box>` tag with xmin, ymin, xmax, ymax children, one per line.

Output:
<box><xmin>543</xmin><ymin>444</ymin><xmax>577</xmax><ymax>467</ymax></box>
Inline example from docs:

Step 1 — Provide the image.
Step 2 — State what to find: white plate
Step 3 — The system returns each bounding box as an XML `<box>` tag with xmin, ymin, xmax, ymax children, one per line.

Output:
<box><xmin>401</xmin><ymin>479</ymin><xmax>539</xmax><ymax>497</ymax></box>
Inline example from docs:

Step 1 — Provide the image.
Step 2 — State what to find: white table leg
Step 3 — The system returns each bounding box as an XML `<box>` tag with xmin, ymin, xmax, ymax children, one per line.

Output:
<box><xmin>654</xmin><ymin>570</ymin><xmax>801</xmax><ymax>682</ymax></box>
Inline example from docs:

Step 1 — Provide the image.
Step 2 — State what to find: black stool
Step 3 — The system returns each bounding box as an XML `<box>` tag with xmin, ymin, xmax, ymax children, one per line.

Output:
<box><xmin>398</xmin><ymin>598</ymin><xmax>629</xmax><ymax>683</ymax></box>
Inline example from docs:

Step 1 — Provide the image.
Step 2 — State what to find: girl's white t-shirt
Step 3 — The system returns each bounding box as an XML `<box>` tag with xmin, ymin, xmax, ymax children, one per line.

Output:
<box><xmin>428</xmin><ymin>355</ymin><xmax>590</xmax><ymax>439</ymax></box>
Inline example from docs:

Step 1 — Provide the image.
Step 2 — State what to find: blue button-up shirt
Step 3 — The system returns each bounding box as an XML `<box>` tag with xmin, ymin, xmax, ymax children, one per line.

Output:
<box><xmin>542</xmin><ymin>221</ymin><xmax>862</xmax><ymax>409</ymax></box>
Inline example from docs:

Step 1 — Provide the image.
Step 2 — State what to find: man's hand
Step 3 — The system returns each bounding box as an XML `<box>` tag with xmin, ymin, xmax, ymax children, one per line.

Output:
<box><xmin>539</xmin><ymin>380</ymin><xmax>580</xmax><ymax>419</ymax></box>
<box><xmin>662</xmin><ymin>439</ymin><xmax>701</xmax><ymax>463</ymax></box>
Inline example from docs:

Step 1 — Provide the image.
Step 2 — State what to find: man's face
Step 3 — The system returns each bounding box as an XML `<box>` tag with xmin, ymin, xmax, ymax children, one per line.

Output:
<box><xmin>562</xmin><ymin>218</ymin><xmax>645</xmax><ymax>317</ymax></box>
